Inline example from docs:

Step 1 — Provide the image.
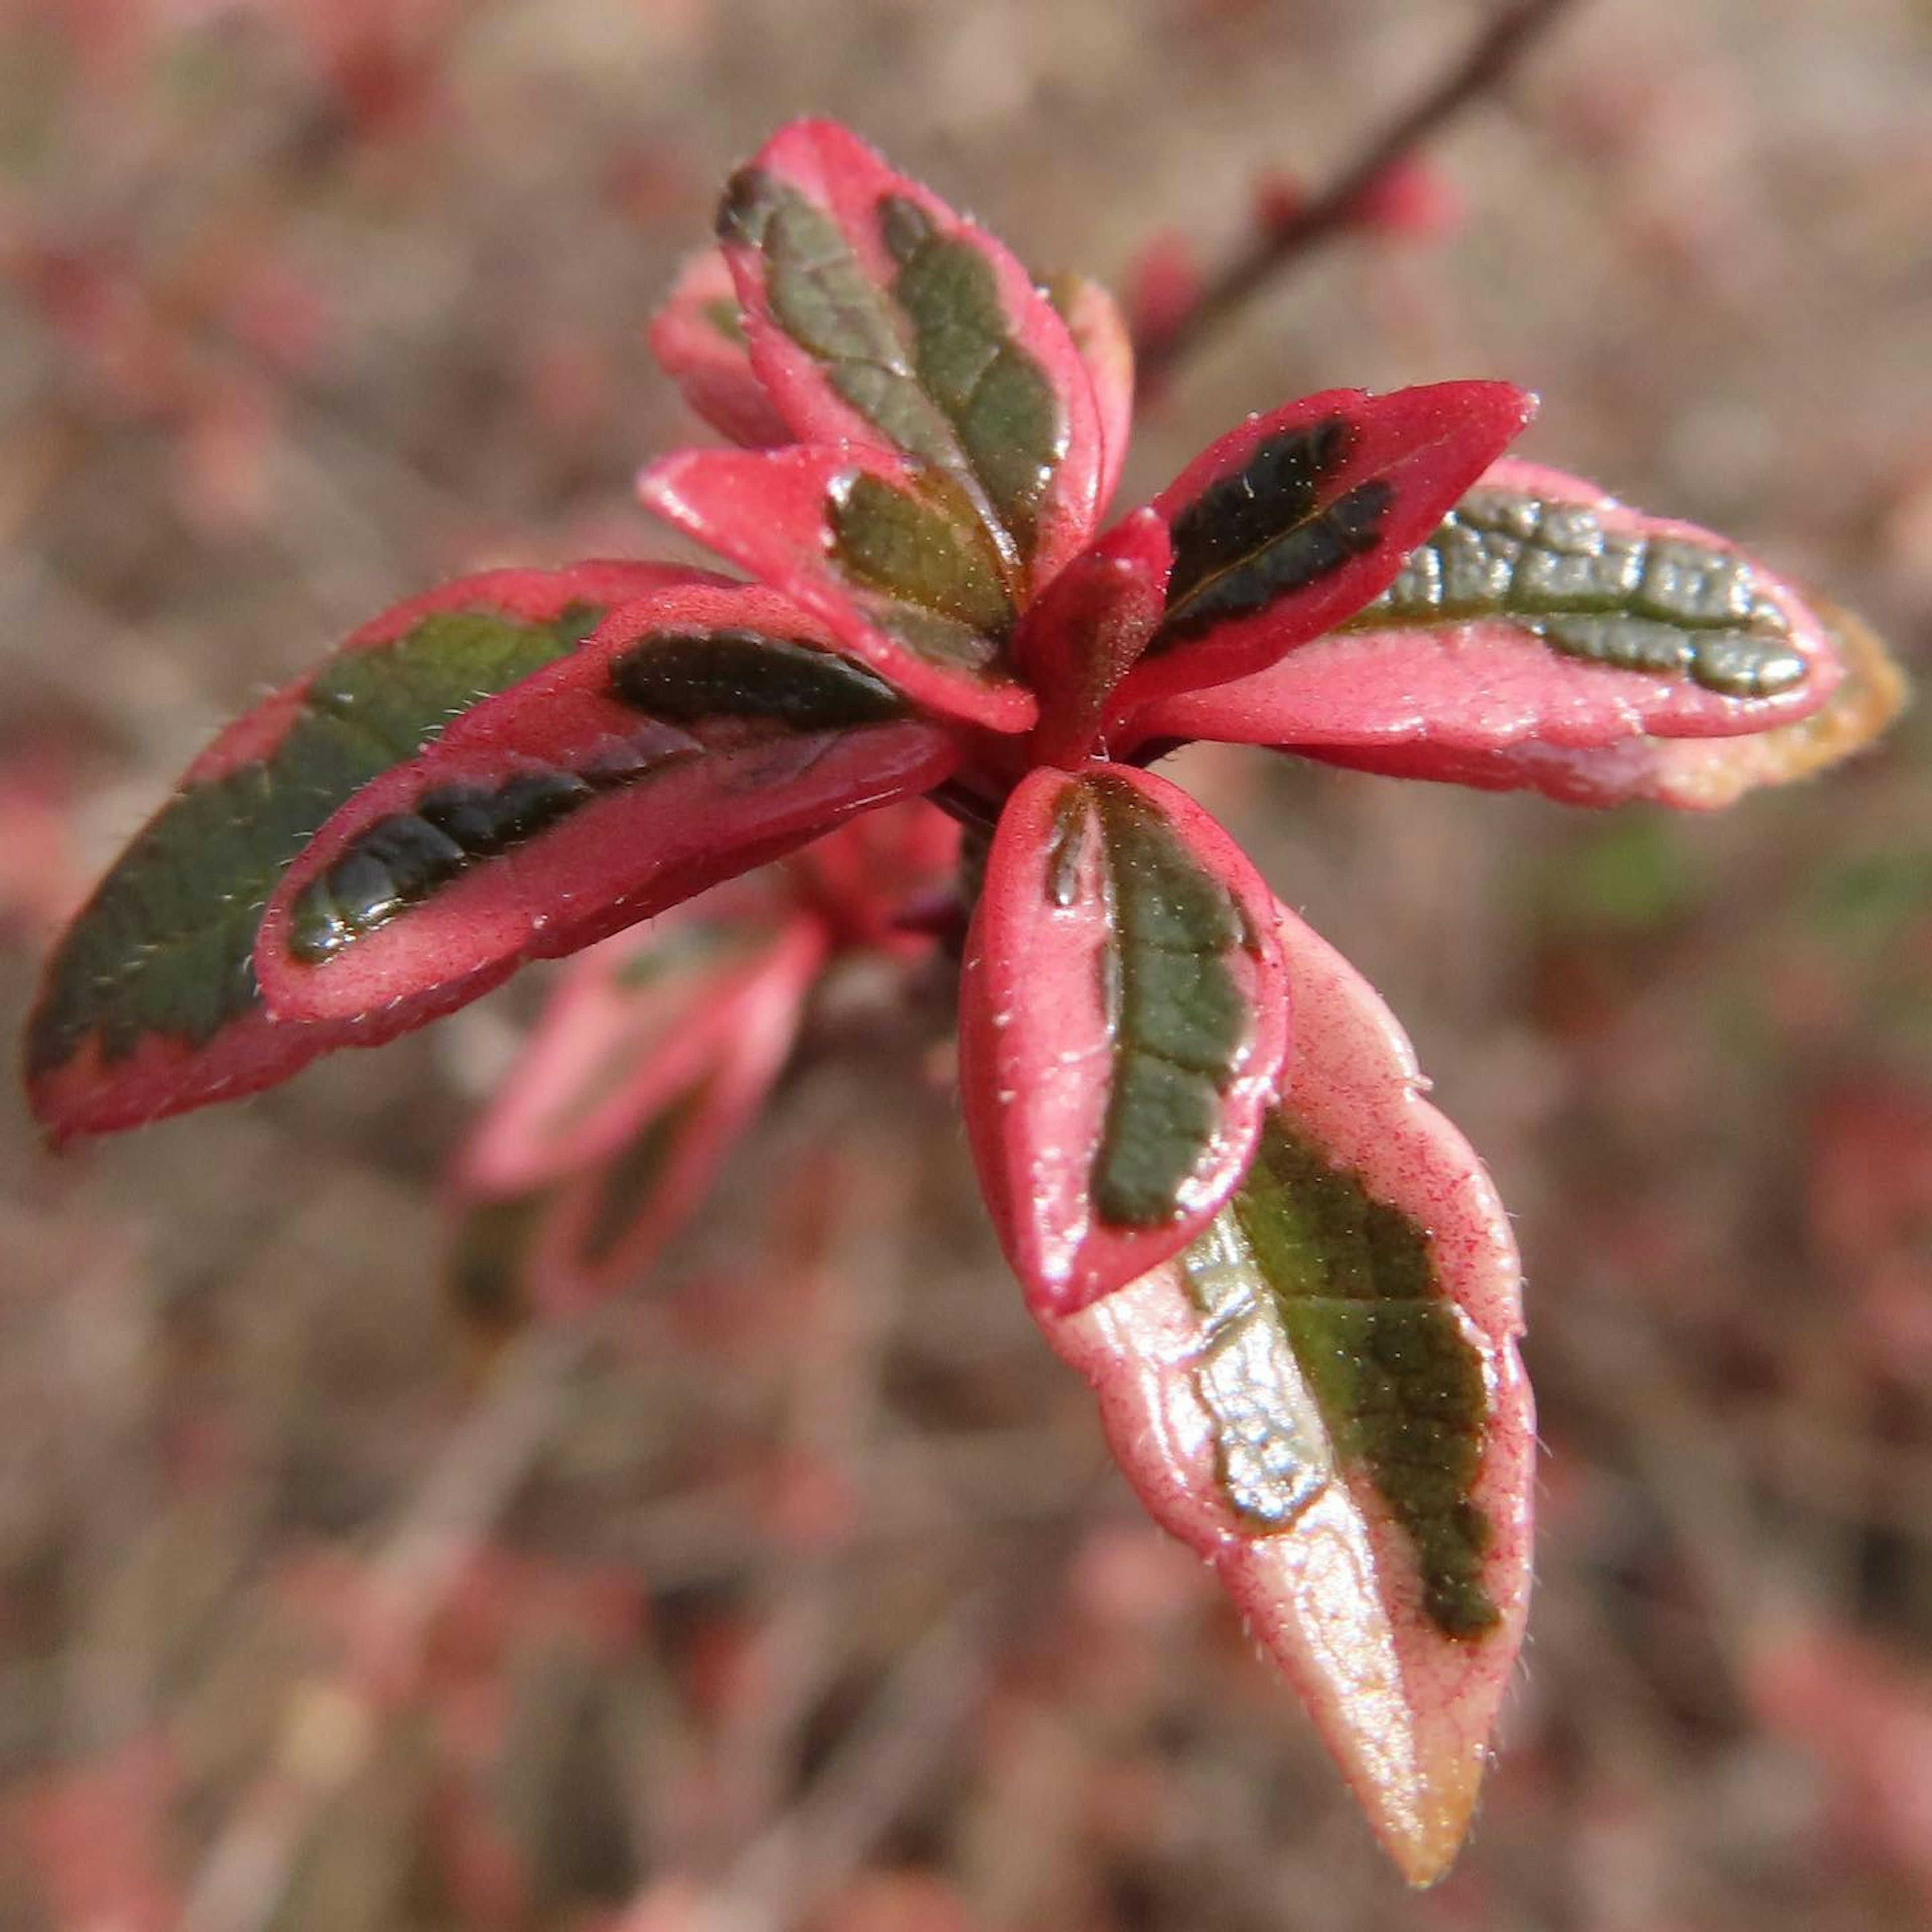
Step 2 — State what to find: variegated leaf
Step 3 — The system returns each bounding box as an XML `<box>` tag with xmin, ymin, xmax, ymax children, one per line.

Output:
<box><xmin>25</xmin><ymin>562</ymin><xmax>700</xmax><ymax>1142</ymax></box>
<box><xmin>1041</xmin><ymin>900</ymin><xmax>1532</xmax><ymax>1885</ymax></box>
<box><xmin>253</xmin><ymin>584</ymin><xmax>958</xmax><ymax>1025</ymax></box>
<box><xmin>715</xmin><ymin>118</ymin><xmax>1104</xmax><ymax>587</ymax></box>
<box><xmin>1112</xmin><ymin>384</ymin><xmax>1536</xmax><ymax>714</ymax></box>
<box><xmin>960</xmin><ymin>764</ymin><xmax>1287</xmax><ymax>1314</ymax></box>
<box><xmin>648</xmin><ymin>247</ymin><xmax>792</xmax><ymax>449</ymax></box>
<box><xmin>1137</xmin><ymin>460</ymin><xmax>1858</xmax><ymax>777</ymax></box>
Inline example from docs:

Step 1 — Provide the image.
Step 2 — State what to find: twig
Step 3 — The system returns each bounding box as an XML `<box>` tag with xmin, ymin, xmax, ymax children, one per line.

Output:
<box><xmin>1135</xmin><ymin>0</ymin><xmax>1583</xmax><ymax>388</ymax></box>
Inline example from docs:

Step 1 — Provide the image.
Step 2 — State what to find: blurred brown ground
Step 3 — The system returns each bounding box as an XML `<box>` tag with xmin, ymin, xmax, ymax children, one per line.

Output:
<box><xmin>3</xmin><ymin>2</ymin><xmax>1931</xmax><ymax>1927</ymax></box>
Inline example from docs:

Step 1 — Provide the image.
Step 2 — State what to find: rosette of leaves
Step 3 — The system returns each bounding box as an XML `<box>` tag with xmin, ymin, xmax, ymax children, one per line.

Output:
<box><xmin>23</xmin><ymin>120</ymin><xmax>1904</xmax><ymax>1881</ymax></box>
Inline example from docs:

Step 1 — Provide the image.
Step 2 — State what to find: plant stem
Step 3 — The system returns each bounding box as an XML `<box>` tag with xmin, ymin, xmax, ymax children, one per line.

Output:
<box><xmin>1135</xmin><ymin>0</ymin><xmax>1583</xmax><ymax>388</ymax></box>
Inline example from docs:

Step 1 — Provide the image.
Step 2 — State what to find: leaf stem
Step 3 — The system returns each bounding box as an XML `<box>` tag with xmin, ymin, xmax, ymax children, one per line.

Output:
<box><xmin>1135</xmin><ymin>0</ymin><xmax>1582</xmax><ymax>388</ymax></box>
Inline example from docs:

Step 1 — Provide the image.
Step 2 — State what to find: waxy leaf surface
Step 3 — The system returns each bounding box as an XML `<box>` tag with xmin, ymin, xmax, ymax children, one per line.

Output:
<box><xmin>1113</xmin><ymin>384</ymin><xmax>1536</xmax><ymax>714</ymax></box>
<box><xmin>640</xmin><ymin>443</ymin><xmax>1034</xmax><ymax>731</ymax></box>
<box><xmin>1139</xmin><ymin>460</ymin><xmax>1852</xmax><ymax>780</ymax></box>
<box><xmin>715</xmin><ymin>118</ymin><xmax>1103</xmax><ymax>586</ymax></box>
<box><xmin>25</xmin><ymin>562</ymin><xmax>696</xmax><ymax>1142</ymax></box>
<box><xmin>1041</xmin><ymin>900</ymin><xmax>1532</xmax><ymax>1885</ymax></box>
<box><xmin>452</xmin><ymin>901</ymin><xmax>823</xmax><ymax>1321</ymax></box>
<box><xmin>254</xmin><ymin>584</ymin><xmax>958</xmax><ymax>1025</ymax></box>
<box><xmin>649</xmin><ymin>248</ymin><xmax>792</xmax><ymax>449</ymax></box>
<box><xmin>960</xmin><ymin>764</ymin><xmax>1287</xmax><ymax>1315</ymax></box>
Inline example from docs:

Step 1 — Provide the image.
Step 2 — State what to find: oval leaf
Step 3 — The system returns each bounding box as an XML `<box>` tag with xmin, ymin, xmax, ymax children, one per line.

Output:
<box><xmin>1299</xmin><ymin>591</ymin><xmax>1907</xmax><ymax>808</ymax></box>
<box><xmin>960</xmin><ymin>763</ymin><xmax>1288</xmax><ymax>1315</ymax></box>
<box><xmin>1111</xmin><ymin>383</ymin><xmax>1536</xmax><ymax>714</ymax></box>
<box><xmin>1040</xmin><ymin>899</ymin><xmax>1532</xmax><ymax>1885</ymax></box>
<box><xmin>24</xmin><ymin>561</ymin><xmax>703</xmax><ymax>1142</ymax></box>
<box><xmin>648</xmin><ymin>247</ymin><xmax>793</xmax><ymax>449</ymax></box>
<box><xmin>254</xmin><ymin>584</ymin><xmax>958</xmax><ymax>1024</ymax></box>
<box><xmin>1137</xmin><ymin>458</ymin><xmax>1853</xmax><ymax>771</ymax></box>
<box><xmin>715</xmin><ymin>118</ymin><xmax>1103</xmax><ymax>586</ymax></box>
<box><xmin>639</xmin><ymin>443</ymin><xmax>1035</xmax><ymax>732</ymax></box>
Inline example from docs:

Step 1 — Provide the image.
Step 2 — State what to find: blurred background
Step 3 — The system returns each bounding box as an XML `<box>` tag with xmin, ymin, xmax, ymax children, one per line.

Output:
<box><xmin>3</xmin><ymin>1</ymin><xmax>1930</xmax><ymax>1926</ymax></box>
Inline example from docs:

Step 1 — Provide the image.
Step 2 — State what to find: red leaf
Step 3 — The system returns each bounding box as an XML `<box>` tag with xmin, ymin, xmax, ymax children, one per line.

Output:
<box><xmin>1016</xmin><ymin>507</ymin><xmax>1171</xmax><ymax>768</ymax></box>
<box><xmin>714</xmin><ymin>119</ymin><xmax>1104</xmax><ymax>586</ymax></box>
<box><xmin>959</xmin><ymin>764</ymin><xmax>1287</xmax><ymax>1315</ymax></box>
<box><xmin>648</xmin><ymin>247</ymin><xmax>792</xmax><ymax>449</ymax></box>
<box><xmin>639</xmin><ymin>443</ymin><xmax>1036</xmax><ymax>732</ymax></box>
<box><xmin>253</xmin><ymin>583</ymin><xmax>959</xmax><ymax>1026</ymax></box>
<box><xmin>26</xmin><ymin>561</ymin><xmax>703</xmax><ymax>1142</ymax></box>
<box><xmin>1135</xmin><ymin>459</ymin><xmax>1863</xmax><ymax>795</ymax></box>
<box><xmin>1039</xmin><ymin>899</ymin><xmax>1533</xmax><ymax>1884</ymax></box>
<box><xmin>1112</xmin><ymin>383</ymin><xmax>1537</xmax><ymax>715</ymax></box>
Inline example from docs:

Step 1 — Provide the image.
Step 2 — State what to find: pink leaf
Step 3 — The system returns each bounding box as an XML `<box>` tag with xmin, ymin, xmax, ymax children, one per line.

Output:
<box><xmin>959</xmin><ymin>764</ymin><xmax>1287</xmax><ymax>1315</ymax></box>
<box><xmin>1111</xmin><ymin>383</ymin><xmax>1537</xmax><ymax>715</ymax></box>
<box><xmin>1135</xmin><ymin>459</ymin><xmax>1862</xmax><ymax>789</ymax></box>
<box><xmin>1039</xmin><ymin>899</ymin><xmax>1533</xmax><ymax>1885</ymax></box>
<box><xmin>25</xmin><ymin>560</ymin><xmax>705</xmax><ymax>1142</ymax></box>
<box><xmin>452</xmin><ymin>906</ymin><xmax>824</xmax><ymax>1321</ymax></box>
<box><xmin>1300</xmin><ymin>590</ymin><xmax>1907</xmax><ymax>808</ymax></box>
<box><xmin>253</xmin><ymin>583</ymin><xmax>958</xmax><ymax>1026</ymax></box>
<box><xmin>714</xmin><ymin>118</ymin><xmax>1104</xmax><ymax>586</ymax></box>
<box><xmin>1046</xmin><ymin>270</ymin><xmax>1136</xmax><ymax>518</ymax></box>
<box><xmin>648</xmin><ymin>248</ymin><xmax>792</xmax><ymax>449</ymax></box>
<box><xmin>640</xmin><ymin>443</ymin><xmax>1036</xmax><ymax>732</ymax></box>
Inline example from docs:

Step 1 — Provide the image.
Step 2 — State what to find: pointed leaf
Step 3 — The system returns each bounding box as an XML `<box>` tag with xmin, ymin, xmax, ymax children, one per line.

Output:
<box><xmin>1138</xmin><ymin>459</ymin><xmax>1856</xmax><ymax>775</ymax></box>
<box><xmin>1297</xmin><ymin>590</ymin><xmax>1907</xmax><ymax>808</ymax></box>
<box><xmin>715</xmin><ymin>119</ymin><xmax>1103</xmax><ymax>584</ymax></box>
<box><xmin>960</xmin><ymin>764</ymin><xmax>1288</xmax><ymax>1315</ymax></box>
<box><xmin>648</xmin><ymin>248</ymin><xmax>792</xmax><ymax>448</ymax></box>
<box><xmin>1045</xmin><ymin>270</ymin><xmax>1135</xmax><ymax>518</ymax></box>
<box><xmin>24</xmin><ymin>562</ymin><xmax>703</xmax><ymax>1142</ymax></box>
<box><xmin>1040</xmin><ymin>900</ymin><xmax>1532</xmax><ymax>1885</ymax></box>
<box><xmin>454</xmin><ymin>889</ymin><xmax>811</xmax><ymax>1195</ymax></box>
<box><xmin>254</xmin><ymin>583</ymin><xmax>958</xmax><ymax>1024</ymax></box>
<box><xmin>640</xmin><ymin>443</ymin><xmax>1035</xmax><ymax>732</ymax></box>
<box><xmin>1113</xmin><ymin>383</ymin><xmax>1537</xmax><ymax>714</ymax></box>
<box><xmin>450</xmin><ymin>907</ymin><xmax>822</xmax><ymax>1322</ymax></box>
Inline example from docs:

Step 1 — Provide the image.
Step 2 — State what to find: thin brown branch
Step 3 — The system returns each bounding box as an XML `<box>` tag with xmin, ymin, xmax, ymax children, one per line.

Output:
<box><xmin>1135</xmin><ymin>0</ymin><xmax>1583</xmax><ymax>388</ymax></box>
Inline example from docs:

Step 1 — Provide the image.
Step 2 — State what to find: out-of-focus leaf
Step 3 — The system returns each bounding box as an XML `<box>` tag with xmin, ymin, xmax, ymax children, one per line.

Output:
<box><xmin>1041</xmin><ymin>899</ymin><xmax>1532</xmax><ymax>1885</ymax></box>
<box><xmin>25</xmin><ymin>562</ymin><xmax>700</xmax><ymax>1142</ymax></box>
<box><xmin>449</xmin><ymin>908</ymin><xmax>823</xmax><ymax>1322</ymax></box>
<box><xmin>647</xmin><ymin>247</ymin><xmax>792</xmax><ymax>449</ymax></box>
<box><xmin>1045</xmin><ymin>269</ymin><xmax>1135</xmax><ymax>518</ymax></box>
<box><xmin>1112</xmin><ymin>384</ymin><xmax>1536</xmax><ymax>714</ymax></box>
<box><xmin>715</xmin><ymin>118</ymin><xmax>1103</xmax><ymax>586</ymax></box>
<box><xmin>960</xmin><ymin>764</ymin><xmax>1287</xmax><ymax>1314</ymax></box>
<box><xmin>253</xmin><ymin>583</ymin><xmax>957</xmax><ymax>1025</ymax></box>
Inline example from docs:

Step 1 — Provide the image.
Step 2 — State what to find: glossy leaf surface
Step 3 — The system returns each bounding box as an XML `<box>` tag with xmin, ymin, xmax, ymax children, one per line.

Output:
<box><xmin>715</xmin><ymin>118</ymin><xmax>1103</xmax><ymax>586</ymax></box>
<box><xmin>648</xmin><ymin>248</ymin><xmax>792</xmax><ymax>449</ymax></box>
<box><xmin>960</xmin><ymin>763</ymin><xmax>1287</xmax><ymax>1314</ymax></box>
<box><xmin>639</xmin><ymin>443</ymin><xmax>1034</xmax><ymax>731</ymax></box>
<box><xmin>1113</xmin><ymin>384</ymin><xmax>1536</xmax><ymax>713</ymax></box>
<box><xmin>255</xmin><ymin>584</ymin><xmax>958</xmax><ymax>1024</ymax></box>
<box><xmin>1301</xmin><ymin>593</ymin><xmax>1907</xmax><ymax>808</ymax></box>
<box><xmin>25</xmin><ymin>562</ymin><xmax>695</xmax><ymax>1142</ymax></box>
<box><xmin>1138</xmin><ymin>459</ymin><xmax>1850</xmax><ymax>768</ymax></box>
<box><xmin>1041</xmin><ymin>900</ymin><xmax>1532</xmax><ymax>1884</ymax></box>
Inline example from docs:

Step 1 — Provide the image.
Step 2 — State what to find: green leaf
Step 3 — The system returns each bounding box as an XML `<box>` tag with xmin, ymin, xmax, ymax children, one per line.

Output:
<box><xmin>1190</xmin><ymin>1117</ymin><xmax>1499</xmax><ymax>1638</ymax></box>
